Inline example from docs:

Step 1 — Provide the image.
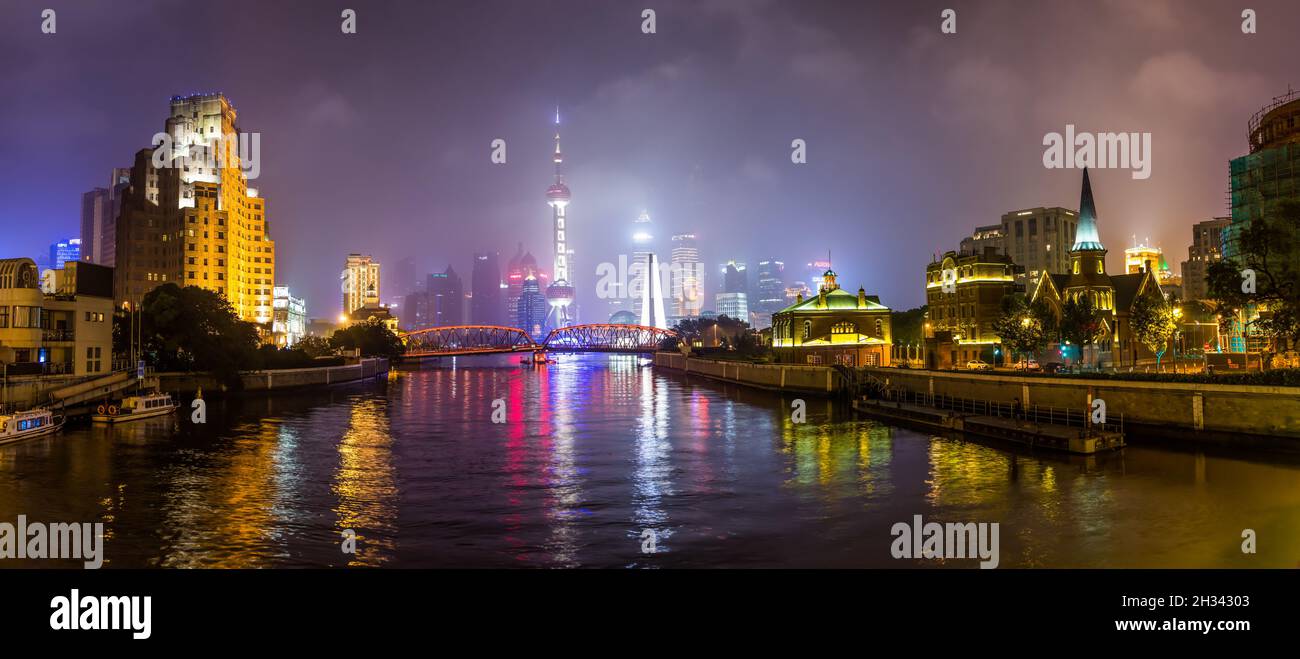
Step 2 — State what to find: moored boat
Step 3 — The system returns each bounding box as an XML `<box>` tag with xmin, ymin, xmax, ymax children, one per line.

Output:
<box><xmin>91</xmin><ymin>392</ymin><xmax>179</xmax><ymax>424</ymax></box>
<box><xmin>0</xmin><ymin>408</ymin><xmax>65</xmax><ymax>445</ymax></box>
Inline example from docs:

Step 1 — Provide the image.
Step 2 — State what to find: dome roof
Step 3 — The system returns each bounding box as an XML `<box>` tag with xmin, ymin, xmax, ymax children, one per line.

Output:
<box><xmin>546</xmin><ymin>183</ymin><xmax>571</xmax><ymax>200</ymax></box>
<box><xmin>609</xmin><ymin>310</ymin><xmax>639</xmax><ymax>324</ymax></box>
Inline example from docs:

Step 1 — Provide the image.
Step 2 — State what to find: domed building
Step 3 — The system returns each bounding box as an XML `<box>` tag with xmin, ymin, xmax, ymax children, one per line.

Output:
<box><xmin>608</xmin><ymin>310</ymin><xmax>639</xmax><ymax>325</ymax></box>
<box><xmin>770</xmin><ymin>270</ymin><xmax>893</xmax><ymax>366</ymax></box>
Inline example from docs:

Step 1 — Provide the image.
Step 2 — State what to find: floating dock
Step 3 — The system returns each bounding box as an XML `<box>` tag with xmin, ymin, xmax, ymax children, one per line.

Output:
<box><xmin>852</xmin><ymin>398</ymin><xmax>1125</xmax><ymax>454</ymax></box>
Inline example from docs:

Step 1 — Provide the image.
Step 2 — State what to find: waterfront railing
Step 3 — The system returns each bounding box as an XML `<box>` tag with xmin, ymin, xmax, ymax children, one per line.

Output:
<box><xmin>879</xmin><ymin>388</ymin><xmax>1124</xmax><ymax>435</ymax></box>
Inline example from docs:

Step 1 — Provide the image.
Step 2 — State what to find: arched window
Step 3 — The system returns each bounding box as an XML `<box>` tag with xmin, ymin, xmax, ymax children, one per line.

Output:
<box><xmin>802</xmin><ymin>320</ymin><xmax>812</xmax><ymax>339</ymax></box>
<box><xmin>875</xmin><ymin>318</ymin><xmax>883</xmax><ymax>336</ymax></box>
<box><xmin>832</xmin><ymin>321</ymin><xmax>855</xmax><ymax>334</ymax></box>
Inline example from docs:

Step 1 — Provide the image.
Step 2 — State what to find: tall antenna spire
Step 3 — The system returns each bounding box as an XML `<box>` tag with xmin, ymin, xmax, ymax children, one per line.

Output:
<box><xmin>552</xmin><ymin>106</ymin><xmax>564</xmax><ymax>181</ymax></box>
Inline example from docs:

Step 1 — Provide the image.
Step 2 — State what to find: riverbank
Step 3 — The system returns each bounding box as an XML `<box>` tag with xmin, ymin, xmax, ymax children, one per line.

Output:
<box><xmin>864</xmin><ymin>366</ymin><xmax>1300</xmax><ymax>449</ymax></box>
<box><xmin>653</xmin><ymin>352</ymin><xmax>846</xmax><ymax>395</ymax></box>
<box><xmin>156</xmin><ymin>357</ymin><xmax>389</xmax><ymax>396</ymax></box>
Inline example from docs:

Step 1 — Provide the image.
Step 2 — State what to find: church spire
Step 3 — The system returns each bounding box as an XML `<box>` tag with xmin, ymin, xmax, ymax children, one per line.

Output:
<box><xmin>1072</xmin><ymin>167</ymin><xmax>1105</xmax><ymax>251</ymax></box>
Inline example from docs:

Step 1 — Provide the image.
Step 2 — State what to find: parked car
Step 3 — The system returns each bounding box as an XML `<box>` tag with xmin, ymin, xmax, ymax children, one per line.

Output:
<box><xmin>966</xmin><ymin>359</ymin><xmax>991</xmax><ymax>371</ymax></box>
<box><xmin>1041</xmin><ymin>362</ymin><xmax>1064</xmax><ymax>374</ymax></box>
<box><xmin>1016</xmin><ymin>359</ymin><xmax>1041</xmax><ymax>372</ymax></box>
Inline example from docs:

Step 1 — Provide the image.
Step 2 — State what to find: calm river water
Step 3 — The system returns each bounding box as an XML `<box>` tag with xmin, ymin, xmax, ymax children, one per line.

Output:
<box><xmin>2</xmin><ymin>353</ymin><xmax>1298</xmax><ymax>568</ymax></box>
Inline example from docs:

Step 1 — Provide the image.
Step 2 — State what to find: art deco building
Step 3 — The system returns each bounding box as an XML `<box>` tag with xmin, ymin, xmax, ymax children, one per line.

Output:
<box><xmin>771</xmin><ymin>270</ymin><xmax>892</xmax><ymax>367</ymax></box>
<box><xmin>341</xmin><ymin>253</ymin><xmax>381</xmax><ymax>316</ymax></box>
<box><xmin>114</xmin><ymin>93</ymin><xmax>275</xmax><ymax>324</ymax></box>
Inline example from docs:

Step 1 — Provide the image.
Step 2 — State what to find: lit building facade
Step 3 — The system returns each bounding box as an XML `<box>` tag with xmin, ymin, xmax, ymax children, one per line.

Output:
<box><xmin>959</xmin><ymin>224</ymin><xmax>1005</xmax><ymax>256</ymax></box>
<box><xmin>924</xmin><ymin>247</ymin><xmax>1022</xmax><ymax>366</ymax></box>
<box><xmin>48</xmin><ymin>239</ymin><xmax>81</xmax><ymax>270</ymax></box>
<box><xmin>341</xmin><ymin>253</ymin><xmax>380</xmax><ymax>316</ymax></box>
<box><xmin>669</xmin><ymin>233</ymin><xmax>703</xmax><ymax>322</ymax></box>
<box><xmin>272</xmin><ymin>286</ymin><xmax>306</xmax><ymax>347</ymax></box>
<box><xmin>517</xmin><ymin>275</ymin><xmax>548</xmax><ymax>340</ymax></box>
<box><xmin>113</xmin><ymin>93</ymin><xmax>276</xmax><ymax>324</ymax></box>
<box><xmin>0</xmin><ymin>258</ymin><xmax>113</xmax><ymax>376</ymax></box>
<box><xmin>771</xmin><ymin>270</ymin><xmax>892</xmax><ymax>366</ymax></box>
<box><xmin>999</xmin><ymin>207</ymin><xmax>1076</xmax><ymax>286</ymax></box>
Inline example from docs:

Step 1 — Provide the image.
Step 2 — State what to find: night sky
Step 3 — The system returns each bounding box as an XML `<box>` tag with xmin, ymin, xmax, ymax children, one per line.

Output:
<box><xmin>2</xmin><ymin>0</ymin><xmax>1296</xmax><ymax>317</ymax></box>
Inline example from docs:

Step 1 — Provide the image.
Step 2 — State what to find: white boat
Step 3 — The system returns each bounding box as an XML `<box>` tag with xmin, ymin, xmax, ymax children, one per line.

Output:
<box><xmin>0</xmin><ymin>408</ymin><xmax>65</xmax><ymax>445</ymax></box>
<box><xmin>91</xmin><ymin>392</ymin><xmax>179</xmax><ymax>424</ymax></box>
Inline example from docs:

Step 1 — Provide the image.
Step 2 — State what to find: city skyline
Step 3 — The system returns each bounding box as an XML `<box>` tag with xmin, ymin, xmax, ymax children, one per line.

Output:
<box><xmin>5</xmin><ymin>0</ymin><xmax>1298</xmax><ymax>317</ymax></box>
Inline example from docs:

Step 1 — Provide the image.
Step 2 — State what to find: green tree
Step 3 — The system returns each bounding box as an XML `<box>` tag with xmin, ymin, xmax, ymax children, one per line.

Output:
<box><xmin>295</xmin><ymin>335</ymin><xmax>334</xmax><ymax>358</ymax></box>
<box><xmin>137</xmin><ymin>283</ymin><xmax>260</xmax><ymax>382</ymax></box>
<box><xmin>992</xmin><ymin>294</ymin><xmax>1046</xmax><ymax>367</ymax></box>
<box><xmin>1207</xmin><ymin>197</ymin><xmax>1300</xmax><ymax>354</ymax></box>
<box><xmin>1060</xmin><ymin>293</ymin><xmax>1105</xmax><ymax>367</ymax></box>
<box><xmin>890</xmin><ymin>306</ymin><xmax>928</xmax><ymax>345</ymax></box>
<box><xmin>330</xmin><ymin>318</ymin><xmax>406</xmax><ymax>360</ymax></box>
<box><xmin>1130</xmin><ymin>293</ymin><xmax>1178</xmax><ymax>368</ymax></box>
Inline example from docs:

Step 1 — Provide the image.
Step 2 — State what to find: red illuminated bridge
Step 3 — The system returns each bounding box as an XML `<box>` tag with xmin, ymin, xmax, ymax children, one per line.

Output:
<box><xmin>402</xmin><ymin>324</ymin><xmax>676</xmax><ymax>358</ymax></box>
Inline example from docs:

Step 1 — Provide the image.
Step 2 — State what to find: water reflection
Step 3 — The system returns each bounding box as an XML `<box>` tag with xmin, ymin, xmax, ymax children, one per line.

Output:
<box><xmin>1</xmin><ymin>354</ymin><xmax>1299</xmax><ymax>568</ymax></box>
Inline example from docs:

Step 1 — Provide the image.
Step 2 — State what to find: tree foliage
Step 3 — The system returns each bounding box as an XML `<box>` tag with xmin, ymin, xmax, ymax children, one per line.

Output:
<box><xmin>136</xmin><ymin>283</ymin><xmax>260</xmax><ymax>381</ymax></box>
<box><xmin>993</xmin><ymin>294</ymin><xmax>1048</xmax><ymax>363</ymax></box>
<box><xmin>1129</xmin><ymin>293</ymin><xmax>1177</xmax><ymax>366</ymax></box>
<box><xmin>1060</xmin><ymin>293</ymin><xmax>1105</xmax><ymax>365</ymax></box>
<box><xmin>330</xmin><ymin>317</ymin><xmax>406</xmax><ymax>360</ymax></box>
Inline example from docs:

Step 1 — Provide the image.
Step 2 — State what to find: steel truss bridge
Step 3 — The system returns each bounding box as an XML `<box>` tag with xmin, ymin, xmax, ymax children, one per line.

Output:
<box><xmin>402</xmin><ymin>324</ymin><xmax>676</xmax><ymax>358</ymax></box>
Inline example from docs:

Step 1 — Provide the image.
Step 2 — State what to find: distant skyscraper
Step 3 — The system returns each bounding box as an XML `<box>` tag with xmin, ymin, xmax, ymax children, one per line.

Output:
<box><xmin>428</xmin><ymin>266</ymin><xmax>464</xmax><ymax>327</ymax></box>
<box><xmin>669</xmin><ymin>233</ymin><xmax>703</xmax><ymax>322</ymax></box>
<box><xmin>391</xmin><ymin>256</ymin><xmax>419</xmax><ymax>301</ymax></box>
<box><xmin>544</xmin><ymin>108</ymin><xmax>575</xmax><ymax>330</ymax></box>
<box><xmin>517</xmin><ymin>275</ymin><xmax>548</xmax><ymax>340</ymax></box>
<box><xmin>341</xmin><ymin>253</ymin><xmax>380</xmax><ymax>315</ymax></box>
<box><xmin>1180</xmin><ymin>217</ymin><xmax>1231</xmax><ymax>301</ymax></box>
<box><xmin>505</xmin><ymin>244</ymin><xmax>540</xmax><ymax>330</ymax></box>
<box><xmin>807</xmin><ymin>258</ymin><xmax>831</xmax><ymax>292</ymax></box>
<box><xmin>471</xmin><ymin>251</ymin><xmax>505</xmax><ymax>325</ymax></box>
<box><xmin>80</xmin><ymin>168</ymin><xmax>130</xmax><ymax>267</ymax></box>
<box><xmin>716</xmin><ymin>260</ymin><xmax>748</xmax><ymax>322</ymax></box>
<box><xmin>723</xmin><ymin>260</ymin><xmax>747</xmax><ymax>293</ymax></box>
<box><xmin>49</xmin><ymin>238</ymin><xmax>81</xmax><ymax>269</ymax></box>
<box><xmin>752</xmin><ymin>259</ymin><xmax>785</xmax><ymax>329</ymax></box>
<box><xmin>632</xmin><ymin>211</ymin><xmax>668</xmax><ymax>329</ymax></box>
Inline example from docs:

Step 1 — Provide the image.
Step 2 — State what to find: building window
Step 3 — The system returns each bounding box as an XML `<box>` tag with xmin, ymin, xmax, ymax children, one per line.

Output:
<box><xmin>11</xmin><ymin>306</ymin><xmax>41</xmax><ymax>328</ymax></box>
<box><xmin>0</xmin><ymin>306</ymin><xmax>7</xmax><ymax>328</ymax></box>
<box><xmin>802</xmin><ymin>320</ymin><xmax>812</xmax><ymax>339</ymax></box>
<box><xmin>875</xmin><ymin>318</ymin><xmax>883</xmax><ymax>336</ymax></box>
<box><xmin>832</xmin><ymin>321</ymin><xmax>855</xmax><ymax>335</ymax></box>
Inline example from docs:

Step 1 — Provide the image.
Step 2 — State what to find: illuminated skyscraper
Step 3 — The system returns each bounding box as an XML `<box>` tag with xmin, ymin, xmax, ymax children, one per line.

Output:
<box><xmin>632</xmin><ymin>211</ymin><xmax>668</xmax><ymax>329</ymax></box>
<box><xmin>544</xmin><ymin>108</ymin><xmax>575</xmax><ymax>330</ymax></box>
<box><xmin>341</xmin><ymin>253</ymin><xmax>380</xmax><ymax>315</ymax></box>
<box><xmin>113</xmin><ymin>93</ymin><xmax>276</xmax><ymax>323</ymax></box>
<box><xmin>669</xmin><ymin>233</ymin><xmax>703</xmax><ymax>322</ymax></box>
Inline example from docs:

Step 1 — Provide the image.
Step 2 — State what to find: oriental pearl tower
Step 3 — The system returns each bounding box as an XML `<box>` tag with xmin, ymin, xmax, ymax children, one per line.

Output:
<box><xmin>544</xmin><ymin>107</ymin><xmax>575</xmax><ymax>330</ymax></box>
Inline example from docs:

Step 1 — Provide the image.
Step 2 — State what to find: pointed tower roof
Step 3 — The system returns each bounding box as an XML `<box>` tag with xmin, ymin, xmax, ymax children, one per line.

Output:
<box><xmin>1072</xmin><ymin>167</ymin><xmax>1105</xmax><ymax>251</ymax></box>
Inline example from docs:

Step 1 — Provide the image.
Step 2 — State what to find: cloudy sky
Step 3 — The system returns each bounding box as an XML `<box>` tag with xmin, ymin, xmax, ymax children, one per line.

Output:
<box><xmin>2</xmin><ymin>0</ymin><xmax>1296</xmax><ymax>316</ymax></box>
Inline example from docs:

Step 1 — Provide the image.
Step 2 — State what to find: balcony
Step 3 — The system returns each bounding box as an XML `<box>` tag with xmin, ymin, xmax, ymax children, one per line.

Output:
<box><xmin>42</xmin><ymin>328</ymin><xmax>75</xmax><ymax>342</ymax></box>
